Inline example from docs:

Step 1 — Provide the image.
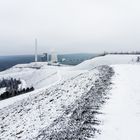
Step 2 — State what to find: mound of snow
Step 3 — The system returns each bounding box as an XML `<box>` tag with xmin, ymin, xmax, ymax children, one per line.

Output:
<box><xmin>73</xmin><ymin>55</ymin><xmax>140</xmax><ymax>70</ymax></box>
<box><xmin>0</xmin><ymin>62</ymin><xmax>89</xmax><ymax>107</ymax></box>
<box><xmin>0</xmin><ymin>66</ymin><xmax>103</xmax><ymax>139</ymax></box>
<box><xmin>0</xmin><ymin>63</ymin><xmax>62</xmax><ymax>90</ymax></box>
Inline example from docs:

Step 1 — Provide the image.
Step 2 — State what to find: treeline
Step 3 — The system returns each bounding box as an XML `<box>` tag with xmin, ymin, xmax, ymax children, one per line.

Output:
<box><xmin>0</xmin><ymin>78</ymin><xmax>21</xmax><ymax>89</ymax></box>
<box><xmin>0</xmin><ymin>78</ymin><xmax>34</xmax><ymax>100</ymax></box>
<box><xmin>0</xmin><ymin>87</ymin><xmax>34</xmax><ymax>100</ymax></box>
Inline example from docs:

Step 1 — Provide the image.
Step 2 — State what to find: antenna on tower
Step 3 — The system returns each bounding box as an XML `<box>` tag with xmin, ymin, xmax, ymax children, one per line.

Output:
<box><xmin>35</xmin><ymin>38</ymin><xmax>38</xmax><ymax>62</ymax></box>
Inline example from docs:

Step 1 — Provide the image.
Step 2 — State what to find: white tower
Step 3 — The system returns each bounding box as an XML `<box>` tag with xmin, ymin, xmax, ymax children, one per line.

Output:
<box><xmin>35</xmin><ymin>38</ymin><xmax>38</xmax><ymax>62</ymax></box>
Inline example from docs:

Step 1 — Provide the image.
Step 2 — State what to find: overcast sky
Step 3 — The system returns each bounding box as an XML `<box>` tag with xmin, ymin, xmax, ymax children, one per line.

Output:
<box><xmin>0</xmin><ymin>0</ymin><xmax>140</xmax><ymax>55</ymax></box>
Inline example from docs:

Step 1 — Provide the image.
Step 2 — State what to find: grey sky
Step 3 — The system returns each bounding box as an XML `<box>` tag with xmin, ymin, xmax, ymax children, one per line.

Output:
<box><xmin>0</xmin><ymin>0</ymin><xmax>140</xmax><ymax>55</ymax></box>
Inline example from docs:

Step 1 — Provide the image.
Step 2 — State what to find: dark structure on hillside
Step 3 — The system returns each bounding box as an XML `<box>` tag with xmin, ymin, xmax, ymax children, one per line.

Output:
<box><xmin>41</xmin><ymin>53</ymin><xmax>49</xmax><ymax>62</ymax></box>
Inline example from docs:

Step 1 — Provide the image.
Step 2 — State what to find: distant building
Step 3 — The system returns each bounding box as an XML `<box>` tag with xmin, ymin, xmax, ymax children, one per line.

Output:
<box><xmin>41</xmin><ymin>51</ymin><xmax>60</xmax><ymax>66</ymax></box>
<box><xmin>41</xmin><ymin>53</ymin><xmax>48</xmax><ymax>62</ymax></box>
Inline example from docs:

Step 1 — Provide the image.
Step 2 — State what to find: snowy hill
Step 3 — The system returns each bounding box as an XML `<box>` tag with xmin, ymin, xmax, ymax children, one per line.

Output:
<box><xmin>0</xmin><ymin>62</ymin><xmax>86</xmax><ymax>109</ymax></box>
<box><xmin>0</xmin><ymin>65</ymin><xmax>114</xmax><ymax>139</ymax></box>
<box><xmin>73</xmin><ymin>54</ymin><xmax>140</xmax><ymax>70</ymax></box>
<box><xmin>0</xmin><ymin>62</ymin><xmax>61</xmax><ymax>89</ymax></box>
<box><xmin>0</xmin><ymin>54</ymin><xmax>140</xmax><ymax>140</ymax></box>
<box><xmin>0</xmin><ymin>55</ymin><xmax>139</xmax><ymax>90</ymax></box>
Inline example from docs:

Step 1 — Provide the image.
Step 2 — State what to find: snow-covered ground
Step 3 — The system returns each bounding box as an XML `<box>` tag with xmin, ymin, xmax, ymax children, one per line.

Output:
<box><xmin>0</xmin><ymin>65</ymin><xmax>113</xmax><ymax>140</ymax></box>
<box><xmin>0</xmin><ymin>54</ymin><xmax>140</xmax><ymax>140</ymax></box>
<box><xmin>0</xmin><ymin>62</ymin><xmax>61</xmax><ymax>89</ymax></box>
<box><xmin>0</xmin><ymin>62</ymin><xmax>87</xmax><ymax>90</ymax></box>
<box><xmin>96</xmin><ymin>64</ymin><xmax>140</xmax><ymax>140</ymax></box>
<box><xmin>73</xmin><ymin>54</ymin><xmax>140</xmax><ymax>70</ymax></box>
<box><xmin>0</xmin><ymin>62</ymin><xmax>86</xmax><ymax>108</ymax></box>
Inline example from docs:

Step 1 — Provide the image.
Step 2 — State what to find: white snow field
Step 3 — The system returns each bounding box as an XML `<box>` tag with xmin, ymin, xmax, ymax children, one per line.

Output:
<box><xmin>0</xmin><ymin>54</ymin><xmax>140</xmax><ymax>140</ymax></box>
<box><xmin>0</xmin><ymin>65</ymin><xmax>105</xmax><ymax>139</ymax></box>
<box><xmin>0</xmin><ymin>62</ymin><xmax>86</xmax><ymax>109</ymax></box>
<box><xmin>0</xmin><ymin>62</ymin><xmax>61</xmax><ymax>89</ymax></box>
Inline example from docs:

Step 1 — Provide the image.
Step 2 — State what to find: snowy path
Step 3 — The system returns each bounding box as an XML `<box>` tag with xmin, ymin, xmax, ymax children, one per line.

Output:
<box><xmin>97</xmin><ymin>64</ymin><xmax>140</xmax><ymax>140</ymax></box>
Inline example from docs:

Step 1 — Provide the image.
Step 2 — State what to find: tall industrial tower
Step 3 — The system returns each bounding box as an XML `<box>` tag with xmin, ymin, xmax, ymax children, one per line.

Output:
<box><xmin>35</xmin><ymin>38</ymin><xmax>38</xmax><ymax>62</ymax></box>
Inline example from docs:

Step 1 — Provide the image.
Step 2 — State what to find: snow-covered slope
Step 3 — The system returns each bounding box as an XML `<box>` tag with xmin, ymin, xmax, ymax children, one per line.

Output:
<box><xmin>0</xmin><ymin>62</ymin><xmax>87</xmax><ymax>109</ymax></box>
<box><xmin>1</xmin><ymin>55</ymin><xmax>140</xmax><ymax>140</ymax></box>
<box><xmin>0</xmin><ymin>62</ymin><xmax>60</xmax><ymax>89</ymax></box>
<box><xmin>0</xmin><ymin>65</ymin><xmax>114</xmax><ymax>140</ymax></box>
<box><xmin>73</xmin><ymin>54</ymin><xmax>140</xmax><ymax>70</ymax></box>
<box><xmin>0</xmin><ymin>62</ymin><xmax>87</xmax><ymax>90</ymax></box>
<box><xmin>0</xmin><ymin>55</ymin><xmax>139</xmax><ymax>90</ymax></box>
